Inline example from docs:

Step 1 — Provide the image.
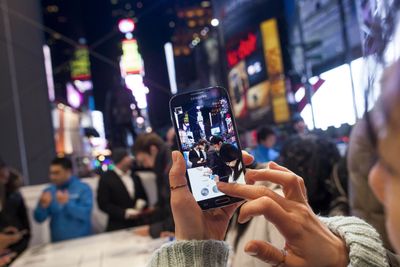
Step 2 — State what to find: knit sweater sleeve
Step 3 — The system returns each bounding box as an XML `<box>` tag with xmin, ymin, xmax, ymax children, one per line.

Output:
<box><xmin>147</xmin><ymin>240</ymin><xmax>229</xmax><ymax>267</ymax></box>
<box><xmin>319</xmin><ymin>216</ymin><xmax>389</xmax><ymax>267</ymax></box>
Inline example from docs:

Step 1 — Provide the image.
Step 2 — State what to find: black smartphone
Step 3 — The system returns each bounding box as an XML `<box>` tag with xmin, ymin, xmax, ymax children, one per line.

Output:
<box><xmin>170</xmin><ymin>86</ymin><xmax>246</xmax><ymax>210</ymax></box>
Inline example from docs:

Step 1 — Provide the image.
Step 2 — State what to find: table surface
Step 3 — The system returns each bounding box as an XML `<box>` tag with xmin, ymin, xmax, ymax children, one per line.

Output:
<box><xmin>11</xmin><ymin>229</ymin><xmax>168</xmax><ymax>267</ymax></box>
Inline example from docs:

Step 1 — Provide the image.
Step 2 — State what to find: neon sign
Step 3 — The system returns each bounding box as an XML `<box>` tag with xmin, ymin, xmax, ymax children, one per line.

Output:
<box><xmin>227</xmin><ymin>33</ymin><xmax>257</xmax><ymax>67</ymax></box>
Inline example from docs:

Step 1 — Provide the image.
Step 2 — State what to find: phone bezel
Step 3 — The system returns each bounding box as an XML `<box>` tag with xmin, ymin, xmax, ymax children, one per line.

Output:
<box><xmin>169</xmin><ymin>86</ymin><xmax>245</xmax><ymax>210</ymax></box>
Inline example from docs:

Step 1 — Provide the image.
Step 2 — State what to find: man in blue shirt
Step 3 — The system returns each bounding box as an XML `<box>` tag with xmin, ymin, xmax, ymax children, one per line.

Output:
<box><xmin>251</xmin><ymin>126</ymin><xmax>279</xmax><ymax>164</ymax></box>
<box><xmin>34</xmin><ymin>157</ymin><xmax>93</xmax><ymax>242</ymax></box>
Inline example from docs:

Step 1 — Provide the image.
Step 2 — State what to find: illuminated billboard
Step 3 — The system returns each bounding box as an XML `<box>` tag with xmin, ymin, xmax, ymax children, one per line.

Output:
<box><xmin>120</xmin><ymin>39</ymin><xmax>143</xmax><ymax>76</ymax></box>
<box><xmin>70</xmin><ymin>46</ymin><xmax>91</xmax><ymax>80</ymax></box>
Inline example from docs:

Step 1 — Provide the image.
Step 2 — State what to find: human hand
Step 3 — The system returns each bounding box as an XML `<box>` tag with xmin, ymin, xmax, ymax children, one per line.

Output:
<box><xmin>217</xmin><ymin>162</ymin><xmax>349</xmax><ymax>267</ymax></box>
<box><xmin>133</xmin><ymin>225</ymin><xmax>150</xmax><ymax>237</ymax></box>
<box><xmin>0</xmin><ymin>252</ymin><xmax>16</xmax><ymax>267</ymax></box>
<box><xmin>0</xmin><ymin>232</ymin><xmax>22</xmax><ymax>250</ymax></box>
<box><xmin>2</xmin><ymin>227</ymin><xmax>18</xmax><ymax>235</ymax></box>
<box><xmin>40</xmin><ymin>191</ymin><xmax>52</xmax><ymax>208</ymax></box>
<box><xmin>160</xmin><ymin>231</ymin><xmax>175</xmax><ymax>238</ymax></box>
<box><xmin>56</xmin><ymin>190</ymin><xmax>69</xmax><ymax>205</ymax></box>
<box><xmin>169</xmin><ymin>150</ymin><xmax>254</xmax><ymax>241</ymax></box>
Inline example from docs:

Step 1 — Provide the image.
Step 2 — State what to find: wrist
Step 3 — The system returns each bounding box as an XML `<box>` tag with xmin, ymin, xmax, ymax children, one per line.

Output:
<box><xmin>332</xmin><ymin>235</ymin><xmax>349</xmax><ymax>267</ymax></box>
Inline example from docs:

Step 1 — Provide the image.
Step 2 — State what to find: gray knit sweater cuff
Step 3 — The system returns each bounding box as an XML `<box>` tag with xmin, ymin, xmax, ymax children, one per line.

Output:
<box><xmin>320</xmin><ymin>216</ymin><xmax>389</xmax><ymax>267</ymax></box>
<box><xmin>148</xmin><ymin>240</ymin><xmax>229</xmax><ymax>267</ymax></box>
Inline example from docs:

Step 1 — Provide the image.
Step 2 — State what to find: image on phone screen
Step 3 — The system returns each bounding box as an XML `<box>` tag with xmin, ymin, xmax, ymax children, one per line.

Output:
<box><xmin>171</xmin><ymin>87</ymin><xmax>245</xmax><ymax>203</ymax></box>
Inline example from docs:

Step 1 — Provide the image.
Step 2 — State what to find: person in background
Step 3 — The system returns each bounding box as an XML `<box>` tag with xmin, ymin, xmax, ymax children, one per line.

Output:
<box><xmin>97</xmin><ymin>148</ymin><xmax>149</xmax><ymax>231</ymax></box>
<box><xmin>207</xmin><ymin>136</ymin><xmax>231</xmax><ymax>180</ymax></box>
<box><xmin>219</xmin><ymin>143</ymin><xmax>244</xmax><ymax>183</ymax></box>
<box><xmin>188</xmin><ymin>142</ymin><xmax>206</xmax><ymax>167</ymax></box>
<box><xmin>347</xmin><ymin>116</ymin><xmax>392</xmax><ymax>250</ymax></box>
<box><xmin>251</xmin><ymin>126</ymin><xmax>279</xmax><ymax>164</ymax></box>
<box><xmin>0</xmin><ymin>158</ymin><xmax>30</xmax><ymax>259</ymax></box>
<box><xmin>34</xmin><ymin>157</ymin><xmax>93</xmax><ymax>242</ymax></box>
<box><xmin>279</xmin><ymin>135</ymin><xmax>346</xmax><ymax>215</ymax></box>
<box><xmin>291</xmin><ymin>113</ymin><xmax>308</xmax><ymax>136</ymax></box>
<box><xmin>132</xmin><ymin>133</ymin><xmax>174</xmax><ymax>238</ymax></box>
<box><xmin>165</xmin><ymin>127</ymin><xmax>178</xmax><ymax>151</ymax></box>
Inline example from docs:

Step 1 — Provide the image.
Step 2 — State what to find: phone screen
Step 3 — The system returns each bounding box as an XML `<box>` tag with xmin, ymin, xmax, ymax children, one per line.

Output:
<box><xmin>171</xmin><ymin>87</ymin><xmax>245</xmax><ymax>204</ymax></box>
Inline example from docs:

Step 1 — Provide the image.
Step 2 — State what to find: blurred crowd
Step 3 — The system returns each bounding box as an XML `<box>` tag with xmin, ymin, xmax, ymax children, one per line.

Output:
<box><xmin>0</xmin><ymin>110</ymin><xmax>392</xmax><ymax>266</ymax></box>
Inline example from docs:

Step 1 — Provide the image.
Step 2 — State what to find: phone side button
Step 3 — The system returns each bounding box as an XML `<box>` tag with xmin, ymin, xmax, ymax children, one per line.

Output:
<box><xmin>215</xmin><ymin>197</ymin><xmax>230</xmax><ymax>205</ymax></box>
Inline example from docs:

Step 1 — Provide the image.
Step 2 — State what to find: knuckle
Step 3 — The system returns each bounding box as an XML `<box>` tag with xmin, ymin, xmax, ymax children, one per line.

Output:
<box><xmin>259</xmin><ymin>196</ymin><xmax>272</xmax><ymax>209</ymax></box>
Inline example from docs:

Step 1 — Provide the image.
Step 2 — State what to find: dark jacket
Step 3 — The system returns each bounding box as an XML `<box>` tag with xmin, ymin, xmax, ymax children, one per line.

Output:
<box><xmin>207</xmin><ymin>151</ymin><xmax>231</xmax><ymax>181</ymax></box>
<box><xmin>0</xmin><ymin>191</ymin><xmax>30</xmax><ymax>255</ymax></box>
<box><xmin>97</xmin><ymin>170</ymin><xmax>148</xmax><ymax>231</ymax></box>
<box><xmin>188</xmin><ymin>149</ymin><xmax>205</xmax><ymax>167</ymax></box>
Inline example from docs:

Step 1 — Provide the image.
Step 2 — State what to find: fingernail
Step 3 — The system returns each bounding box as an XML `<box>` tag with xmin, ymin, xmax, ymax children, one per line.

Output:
<box><xmin>172</xmin><ymin>151</ymin><xmax>178</xmax><ymax>163</ymax></box>
<box><xmin>216</xmin><ymin>182</ymin><xmax>226</xmax><ymax>189</ymax></box>
<box><xmin>245</xmin><ymin>244</ymin><xmax>258</xmax><ymax>256</ymax></box>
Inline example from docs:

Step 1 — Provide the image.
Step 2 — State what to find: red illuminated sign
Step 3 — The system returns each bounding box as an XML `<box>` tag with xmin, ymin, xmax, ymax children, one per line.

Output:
<box><xmin>227</xmin><ymin>33</ymin><xmax>257</xmax><ymax>67</ymax></box>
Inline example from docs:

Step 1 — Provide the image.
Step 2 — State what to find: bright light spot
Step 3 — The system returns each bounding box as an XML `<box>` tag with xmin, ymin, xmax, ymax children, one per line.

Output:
<box><xmin>201</xmin><ymin>1</ymin><xmax>211</xmax><ymax>8</ymax></box>
<box><xmin>74</xmin><ymin>80</ymin><xmax>93</xmax><ymax>92</ymax></box>
<box><xmin>145</xmin><ymin>127</ymin><xmax>152</xmax><ymax>133</ymax></box>
<box><xmin>309</xmin><ymin>76</ymin><xmax>319</xmax><ymax>85</ymax></box>
<box><xmin>83</xmin><ymin>158</ymin><xmax>90</xmax><ymax>164</ymax></box>
<box><xmin>125</xmin><ymin>32</ymin><xmax>133</xmax><ymax>39</ymax></box>
<box><xmin>247</xmin><ymin>61</ymin><xmax>262</xmax><ymax>76</ymax></box>
<box><xmin>98</xmin><ymin>155</ymin><xmax>105</xmax><ymax>161</ymax></box>
<box><xmin>125</xmin><ymin>74</ymin><xmax>148</xmax><ymax>109</ymax></box>
<box><xmin>102</xmin><ymin>165</ymin><xmax>108</xmax><ymax>172</ymax></box>
<box><xmin>118</xmin><ymin>18</ymin><xmax>135</xmax><ymax>33</ymax></box>
<box><xmin>295</xmin><ymin>87</ymin><xmax>306</xmax><ymax>102</ymax></box>
<box><xmin>164</xmin><ymin>42</ymin><xmax>178</xmax><ymax>94</ymax></box>
<box><xmin>66</xmin><ymin>83</ymin><xmax>82</xmax><ymax>109</ymax></box>
<box><xmin>211</xmin><ymin>18</ymin><xmax>219</xmax><ymax>27</ymax></box>
<box><xmin>130</xmin><ymin>104</ymin><xmax>136</xmax><ymax>110</ymax></box>
<box><xmin>136</xmin><ymin>117</ymin><xmax>145</xmax><ymax>124</ymax></box>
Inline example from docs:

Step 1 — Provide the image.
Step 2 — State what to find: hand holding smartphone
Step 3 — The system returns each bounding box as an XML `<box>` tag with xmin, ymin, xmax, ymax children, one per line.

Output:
<box><xmin>170</xmin><ymin>86</ymin><xmax>246</xmax><ymax>210</ymax></box>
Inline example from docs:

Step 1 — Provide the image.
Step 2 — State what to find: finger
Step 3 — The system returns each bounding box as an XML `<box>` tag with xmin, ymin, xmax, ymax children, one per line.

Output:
<box><xmin>244</xmin><ymin>240</ymin><xmax>285</xmax><ymax>265</ymax></box>
<box><xmin>238</xmin><ymin>196</ymin><xmax>295</xmax><ymax>236</ymax></box>
<box><xmin>245</xmin><ymin>169</ymin><xmax>306</xmax><ymax>203</ymax></box>
<box><xmin>217</xmin><ymin>182</ymin><xmax>286</xmax><ymax>208</ymax></box>
<box><xmin>169</xmin><ymin>151</ymin><xmax>189</xmax><ymax>191</ymax></box>
<box><xmin>220</xmin><ymin>201</ymin><xmax>243</xmax><ymax>218</ymax></box>
<box><xmin>169</xmin><ymin>151</ymin><xmax>199</xmax><ymax>211</ymax></box>
<box><xmin>268</xmin><ymin>161</ymin><xmax>292</xmax><ymax>173</ymax></box>
<box><xmin>241</xmin><ymin>151</ymin><xmax>254</xmax><ymax>166</ymax></box>
<box><xmin>269</xmin><ymin>162</ymin><xmax>308</xmax><ymax>200</ymax></box>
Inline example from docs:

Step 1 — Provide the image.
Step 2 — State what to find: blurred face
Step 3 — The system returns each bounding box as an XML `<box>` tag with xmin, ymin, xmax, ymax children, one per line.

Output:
<box><xmin>116</xmin><ymin>155</ymin><xmax>133</xmax><ymax>172</ymax></box>
<box><xmin>294</xmin><ymin>120</ymin><xmax>306</xmax><ymax>134</ymax></box>
<box><xmin>261</xmin><ymin>135</ymin><xmax>277</xmax><ymax>148</ymax></box>
<box><xmin>135</xmin><ymin>146</ymin><xmax>158</xmax><ymax>169</ymax></box>
<box><xmin>49</xmin><ymin>165</ymin><xmax>71</xmax><ymax>186</ymax></box>
<box><xmin>0</xmin><ymin>167</ymin><xmax>10</xmax><ymax>184</ymax></box>
<box><xmin>213</xmin><ymin>142</ymin><xmax>222</xmax><ymax>152</ymax></box>
<box><xmin>198</xmin><ymin>144</ymin><xmax>205</xmax><ymax>151</ymax></box>
<box><xmin>368</xmin><ymin>63</ymin><xmax>400</xmax><ymax>253</ymax></box>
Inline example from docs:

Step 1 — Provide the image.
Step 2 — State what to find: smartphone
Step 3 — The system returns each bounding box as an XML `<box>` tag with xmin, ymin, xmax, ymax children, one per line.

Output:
<box><xmin>170</xmin><ymin>86</ymin><xmax>246</xmax><ymax>210</ymax></box>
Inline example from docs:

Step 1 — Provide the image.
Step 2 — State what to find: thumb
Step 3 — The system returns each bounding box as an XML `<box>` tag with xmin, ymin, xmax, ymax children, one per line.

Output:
<box><xmin>169</xmin><ymin>151</ymin><xmax>187</xmax><ymax>188</ymax></box>
<box><xmin>244</xmin><ymin>240</ymin><xmax>285</xmax><ymax>265</ymax></box>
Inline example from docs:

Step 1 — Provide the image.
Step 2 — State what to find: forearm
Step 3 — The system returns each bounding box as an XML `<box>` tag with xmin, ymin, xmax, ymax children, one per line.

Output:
<box><xmin>148</xmin><ymin>240</ymin><xmax>229</xmax><ymax>267</ymax></box>
<box><xmin>33</xmin><ymin>206</ymin><xmax>49</xmax><ymax>222</ymax></box>
<box><xmin>319</xmin><ymin>216</ymin><xmax>389</xmax><ymax>267</ymax></box>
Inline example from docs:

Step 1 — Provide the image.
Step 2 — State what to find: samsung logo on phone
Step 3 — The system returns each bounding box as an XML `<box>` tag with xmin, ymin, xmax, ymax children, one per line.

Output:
<box><xmin>190</xmin><ymin>94</ymin><xmax>207</xmax><ymax>101</ymax></box>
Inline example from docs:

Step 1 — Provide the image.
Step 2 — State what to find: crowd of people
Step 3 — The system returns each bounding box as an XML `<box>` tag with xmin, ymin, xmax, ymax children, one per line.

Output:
<box><xmin>0</xmin><ymin>113</ymin><xmax>361</xmax><ymax>265</ymax></box>
<box><xmin>1</xmin><ymin>9</ymin><xmax>399</xmax><ymax>264</ymax></box>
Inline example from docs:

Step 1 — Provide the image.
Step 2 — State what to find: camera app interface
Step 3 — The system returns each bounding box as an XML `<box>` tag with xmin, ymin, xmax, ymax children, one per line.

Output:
<box><xmin>173</xmin><ymin>89</ymin><xmax>245</xmax><ymax>202</ymax></box>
